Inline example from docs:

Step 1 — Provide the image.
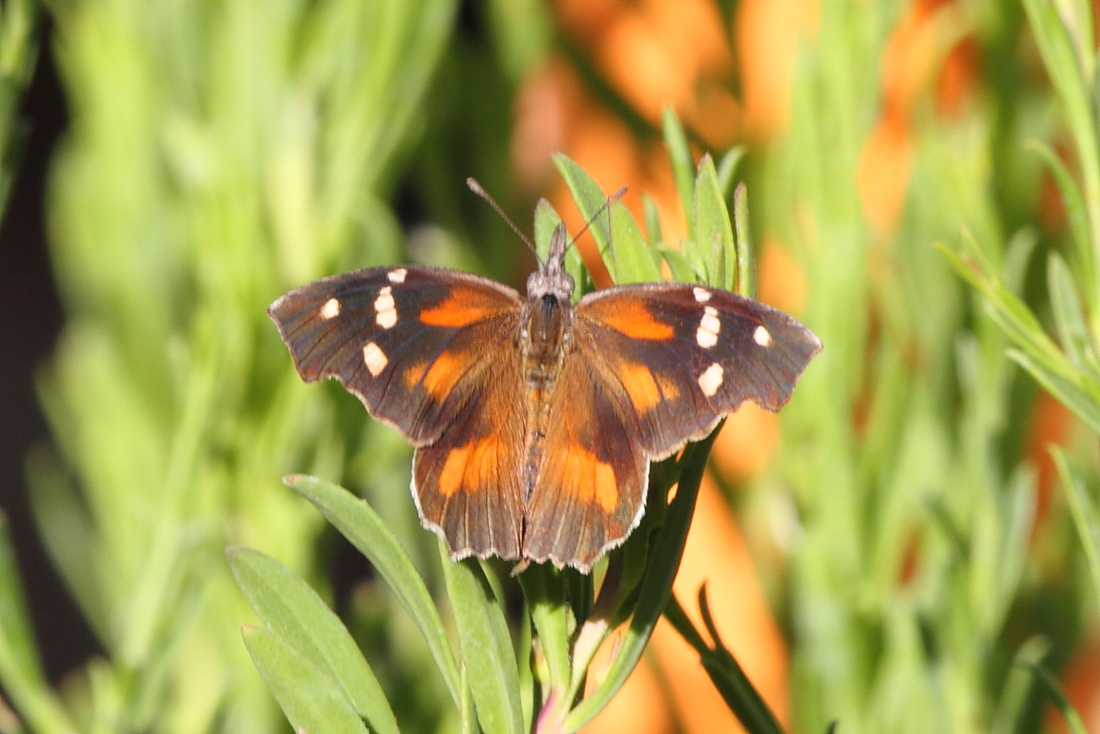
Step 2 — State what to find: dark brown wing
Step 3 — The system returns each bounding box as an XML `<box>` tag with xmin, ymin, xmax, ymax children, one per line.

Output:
<box><xmin>520</xmin><ymin>346</ymin><xmax>649</xmax><ymax>571</ymax></box>
<box><xmin>412</xmin><ymin>349</ymin><xmax>527</xmax><ymax>562</ymax></box>
<box><xmin>574</xmin><ymin>282</ymin><xmax>821</xmax><ymax>459</ymax></box>
<box><xmin>521</xmin><ymin>283</ymin><xmax>820</xmax><ymax>570</ymax></box>
<box><xmin>269</xmin><ymin>265</ymin><xmax>528</xmax><ymax>560</ymax></box>
<box><xmin>268</xmin><ymin>265</ymin><xmax>522</xmax><ymax>445</ymax></box>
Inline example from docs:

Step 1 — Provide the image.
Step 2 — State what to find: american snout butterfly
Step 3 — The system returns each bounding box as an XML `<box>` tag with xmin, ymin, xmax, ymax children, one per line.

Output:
<box><xmin>269</xmin><ymin>196</ymin><xmax>820</xmax><ymax>572</ymax></box>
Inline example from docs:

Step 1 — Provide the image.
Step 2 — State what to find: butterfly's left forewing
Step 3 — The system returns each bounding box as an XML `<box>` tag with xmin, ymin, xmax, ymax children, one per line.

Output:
<box><xmin>574</xmin><ymin>283</ymin><xmax>822</xmax><ymax>459</ymax></box>
<box><xmin>522</xmin><ymin>283</ymin><xmax>820</xmax><ymax>569</ymax></box>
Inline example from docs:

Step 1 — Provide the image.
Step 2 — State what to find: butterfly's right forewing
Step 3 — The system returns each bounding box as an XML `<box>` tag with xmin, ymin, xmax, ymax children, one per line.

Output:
<box><xmin>268</xmin><ymin>266</ymin><xmax>523</xmax><ymax>446</ymax></box>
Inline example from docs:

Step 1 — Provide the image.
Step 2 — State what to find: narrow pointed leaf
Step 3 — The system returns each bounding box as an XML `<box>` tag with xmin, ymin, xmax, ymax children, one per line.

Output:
<box><xmin>1028</xmin><ymin>140</ymin><xmax>1094</xmax><ymax>300</ymax></box>
<box><xmin>716</xmin><ymin>146</ymin><xmax>746</xmax><ymax>199</ymax></box>
<box><xmin>662</xmin><ymin>106</ymin><xmax>695</xmax><ymax>235</ymax></box>
<box><xmin>1007</xmin><ymin>349</ymin><xmax>1100</xmax><ymax>434</ymax></box>
<box><xmin>1024</xmin><ymin>659</ymin><xmax>1089</xmax><ymax>734</ymax></box>
<box><xmin>228</xmin><ymin>547</ymin><xmax>399</xmax><ymax>734</ymax></box>
<box><xmin>658</xmin><ymin>244</ymin><xmax>703</xmax><ymax>283</ymax></box>
<box><xmin>286</xmin><ymin>474</ymin><xmax>461</xmax><ymax>706</ymax></box>
<box><xmin>439</xmin><ymin>547</ymin><xmax>524</xmax><ymax>734</ymax></box>
<box><xmin>733</xmin><ymin>183</ymin><xmax>755</xmax><ymax>299</ymax></box>
<box><xmin>552</xmin><ymin>153</ymin><xmax>618</xmax><ymax>281</ymax></box>
<box><xmin>693</xmin><ymin>154</ymin><xmax>736</xmax><ymax>290</ymax></box>
<box><xmin>1048</xmin><ymin>253</ymin><xmax>1096</xmax><ymax>375</ymax></box>
<box><xmin>1051</xmin><ymin>447</ymin><xmax>1100</xmax><ymax>608</ymax></box>
<box><xmin>243</xmin><ymin>626</ymin><xmax>369</xmax><ymax>734</ymax></box>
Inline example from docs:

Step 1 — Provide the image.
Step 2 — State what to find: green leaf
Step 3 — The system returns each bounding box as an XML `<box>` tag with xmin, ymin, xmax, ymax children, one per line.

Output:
<box><xmin>991</xmin><ymin>638</ymin><xmax>1050</xmax><ymax>734</ymax></box>
<box><xmin>517</xmin><ymin>564</ymin><xmax>571</xmax><ymax>697</ymax></box>
<box><xmin>1028</xmin><ymin>139</ymin><xmax>1094</xmax><ymax>303</ymax></box>
<box><xmin>242</xmin><ymin>626</ymin><xmax>369</xmax><ymax>734</ymax></box>
<box><xmin>552</xmin><ymin>153</ymin><xmax>618</xmax><ymax>280</ymax></box>
<box><xmin>662</xmin><ymin>106</ymin><xmax>695</xmax><ymax>236</ymax></box>
<box><xmin>938</xmin><ymin>239</ymin><xmax>1093</xmax><ymax>400</ymax></box>
<box><xmin>1022</xmin><ymin>0</ymin><xmax>1100</xmax><ymax>231</ymax></box>
<box><xmin>0</xmin><ymin>512</ymin><xmax>43</xmax><ymax>690</ymax></box>
<box><xmin>733</xmin><ymin>183</ymin><xmax>756</xmax><ymax>299</ymax></box>
<box><xmin>1007</xmin><ymin>348</ymin><xmax>1100</xmax><ymax>434</ymax></box>
<box><xmin>715</xmin><ymin>145</ymin><xmax>746</xmax><ymax>199</ymax></box>
<box><xmin>552</xmin><ymin>153</ymin><xmax>657</xmax><ymax>284</ymax></box>
<box><xmin>286</xmin><ymin>474</ymin><xmax>461</xmax><ymax>706</ymax></box>
<box><xmin>24</xmin><ymin>447</ymin><xmax>105</xmax><ymax>641</ymax></box>
<box><xmin>663</xmin><ymin>590</ymin><xmax>785</xmax><ymax>734</ymax></box>
<box><xmin>1023</xmin><ymin>658</ymin><xmax>1090</xmax><ymax>734</ymax></box>
<box><xmin>641</xmin><ymin>193</ymin><xmax>663</xmax><ymax>246</ymax></box>
<box><xmin>1051</xmin><ymin>447</ymin><xmax>1100</xmax><ymax>609</ymax></box>
<box><xmin>1048</xmin><ymin>252</ymin><xmax>1099</xmax><ymax>378</ymax></box>
<box><xmin>439</xmin><ymin>547</ymin><xmax>524</xmax><ymax>734</ymax></box>
<box><xmin>227</xmin><ymin>547</ymin><xmax>400</xmax><ymax>734</ymax></box>
<box><xmin>693</xmin><ymin>154</ymin><xmax>737</xmax><ymax>290</ymax></box>
<box><xmin>658</xmin><ymin>244</ymin><xmax>703</xmax><ymax>283</ymax></box>
<box><xmin>563</xmin><ymin>432</ymin><xmax>719</xmax><ymax>731</ymax></box>
<box><xmin>610</xmin><ymin>200</ymin><xmax>662</xmax><ymax>284</ymax></box>
<box><xmin>0</xmin><ymin>512</ymin><xmax>75</xmax><ymax>734</ymax></box>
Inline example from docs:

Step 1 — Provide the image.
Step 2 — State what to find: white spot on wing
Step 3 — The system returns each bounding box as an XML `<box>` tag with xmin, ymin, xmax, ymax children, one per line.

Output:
<box><xmin>754</xmin><ymin>325</ymin><xmax>772</xmax><ymax>347</ymax></box>
<box><xmin>374</xmin><ymin>289</ymin><xmax>397</xmax><ymax>329</ymax></box>
<box><xmin>698</xmin><ymin>362</ymin><xmax>724</xmax><ymax>397</ymax></box>
<box><xmin>696</xmin><ymin>306</ymin><xmax>721</xmax><ymax>348</ymax></box>
<box><xmin>376</xmin><ymin>309</ymin><xmax>398</xmax><ymax>329</ymax></box>
<box><xmin>693</xmin><ymin>287</ymin><xmax>711</xmax><ymax>303</ymax></box>
<box><xmin>362</xmin><ymin>342</ymin><xmax>388</xmax><ymax>376</ymax></box>
<box><xmin>374</xmin><ymin>292</ymin><xmax>395</xmax><ymax>311</ymax></box>
<box><xmin>319</xmin><ymin>298</ymin><xmax>340</xmax><ymax>320</ymax></box>
<box><xmin>387</xmin><ymin>268</ymin><xmax>407</xmax><ymax>284</ymax></box>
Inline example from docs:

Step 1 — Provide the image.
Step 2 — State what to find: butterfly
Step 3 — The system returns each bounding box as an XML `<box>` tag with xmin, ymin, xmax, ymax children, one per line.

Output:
<box><xmin>268</xmin><ymin>217</ymin><xmax>821</xmax><ymax>572</ymax></box>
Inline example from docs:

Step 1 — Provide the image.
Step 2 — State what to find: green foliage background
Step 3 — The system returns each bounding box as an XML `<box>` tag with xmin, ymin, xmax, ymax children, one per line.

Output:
<box><xmin>1</xmin><ymin>0</ymin><xmax>1099</xmax><ymax>732</ymax></box>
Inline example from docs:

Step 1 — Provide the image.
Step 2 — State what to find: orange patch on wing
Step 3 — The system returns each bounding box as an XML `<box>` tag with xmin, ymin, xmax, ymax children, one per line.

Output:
<box><xmin>620</xmin><ymin>362</ymin><xmax>662</xmax><ymax>412</ymax></box>
<box><xmin>593</xmin><ymin>300</ymin><xmax>673</xmax><ymax>340</ymax></box>
<box><xmin>439</xmin><ymin>437</ymin><xmax>505</xmax><ymax>498</ymax></box>
<box><xmin>557</xmin><ymin>444</ymin><xmax>620</xmax><ymax>513</ymax></box>
<box><xmin>419</xmin><ymin>292</ymin><xmax>504</xmax><ymax>328</ymax></box>
<box><xmin>594</xmin><ymin>460</ymin><xmax>618</xmax><ymax>513</ymax></box>
<box><xmin>656</xmin><ymin>373</ymin><xmax>681</xmax><ymax>402</ymax></box>
<box><xmin>403</xmin><ymin>360</ymin><xmax>429</xmax><ymax>388</ymax></box>
<box><xmin>468</xmin><ymin>436</ymin><xmax>502</xmax><ymax>493</ymax></box>
<box><xmin>423</xmin><ymin>350</ymin><xmax>466</xmax><ymax>399</ymax></box>
<box><xmin>439</xmin><ymin>446</ymin><xmax>471</xmax><ymax>497</ymax></box>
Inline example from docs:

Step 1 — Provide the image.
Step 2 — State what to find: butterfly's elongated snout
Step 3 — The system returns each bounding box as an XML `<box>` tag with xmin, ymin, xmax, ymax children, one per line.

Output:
<box><xmin>269</xmin><ymin>219</ymin><xmax>820</xmax><ymax>572</ymax></box>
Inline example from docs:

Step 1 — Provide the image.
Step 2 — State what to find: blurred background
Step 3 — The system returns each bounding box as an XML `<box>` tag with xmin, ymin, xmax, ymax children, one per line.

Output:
<box><xmin>2</xmin><ymin>0</ymin><xmax>1100</xmax><ymax>731</ymax></box>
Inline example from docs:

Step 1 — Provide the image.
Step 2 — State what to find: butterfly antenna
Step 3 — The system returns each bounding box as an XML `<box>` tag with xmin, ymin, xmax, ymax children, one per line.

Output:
<box><xmin>568</xmin><ymin>185</ymin><xmax>627</xmax><ymax>249</ymax></box>
<box><xmin>466</xmin><ymin>178</ymin><xmax>538</xmax><ymax>258</ymax></box>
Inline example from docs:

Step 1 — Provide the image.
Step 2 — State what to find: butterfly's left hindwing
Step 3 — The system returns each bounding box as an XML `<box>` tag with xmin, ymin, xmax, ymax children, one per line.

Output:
<box><xmin>523</xmin><ymin>352</ymin><xmax>649</xmax><ymax>569</ymax></box>
<box><xmin>268</xmin><ymin>266</ymin><xmax>522</xmax><ymax>445</ymax></box>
